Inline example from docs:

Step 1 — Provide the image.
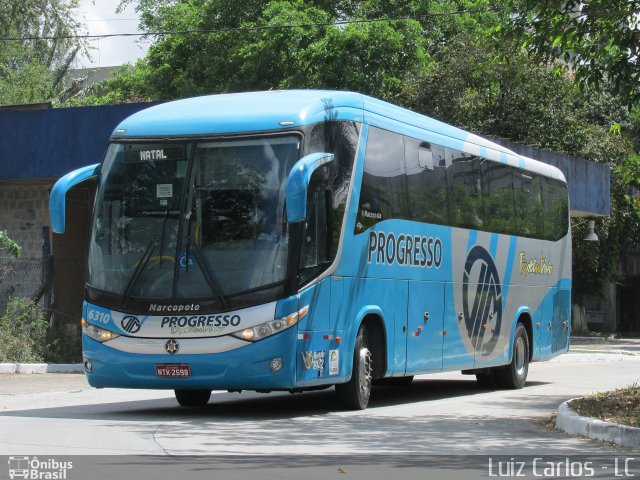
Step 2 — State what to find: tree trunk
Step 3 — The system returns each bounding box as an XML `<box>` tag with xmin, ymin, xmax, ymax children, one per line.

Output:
<box><xmin>572</xmin><ymin>303</ymin><xmax>590</xmax><ymax>335</ymax></box>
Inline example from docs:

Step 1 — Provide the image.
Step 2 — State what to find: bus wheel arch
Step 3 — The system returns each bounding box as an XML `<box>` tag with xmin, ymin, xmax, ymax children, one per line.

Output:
<box><xmin>359</xmin><ymin>313</ymin><xmax>387</xmax><ymax>381</ymax></box>
<box><xmin>495</xmin><ymin>316</ymin><xmax>532</xmax><ymax>389</ymax></box>
<box><xmin>517</xmin><ymin>312</ymin><xmax>534</xmax><ymax>363</ymax></box>
<box><xmin>335</xmin><ymin>312</ymin><xmax>387</xmax><ymax>409</ymax></box>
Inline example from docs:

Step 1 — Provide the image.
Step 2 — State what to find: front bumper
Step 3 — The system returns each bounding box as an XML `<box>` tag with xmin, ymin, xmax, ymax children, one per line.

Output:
<box><xmin>82</xmin><ymin>327</ymin><xmax>298</xmax><ymax>390</ymax></box>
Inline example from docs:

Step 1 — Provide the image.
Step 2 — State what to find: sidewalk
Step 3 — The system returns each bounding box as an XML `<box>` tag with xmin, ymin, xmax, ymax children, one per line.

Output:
<box><xmin>556</xmin><ymin>336</ymin><xmax>640</xmax><ymax>448</ymax></box>
<box><xmin>0</xmin><ymin>363</ymin><xmax>82</xmax><ymax>374</ymax></box>
<box><xmin>566</xmin><ymin>336</ymin><xmax>640</xmax><ymax>358</ymax></box>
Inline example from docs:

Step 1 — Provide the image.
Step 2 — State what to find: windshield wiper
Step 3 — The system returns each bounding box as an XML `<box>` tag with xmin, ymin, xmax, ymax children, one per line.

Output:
<box><xmin>120</xmin><ymin>236</ymin><xmax>158</xmax><ymax>307</ymax></box>
<box><xmin>183</xmin><ymin>207</ymin><xmax>229</xmax><ymax>308</ymax></box>
<box><xmin>191</xmin><ymin>243</ymin><xmax>229</xmax><ymax>308</ymax></box>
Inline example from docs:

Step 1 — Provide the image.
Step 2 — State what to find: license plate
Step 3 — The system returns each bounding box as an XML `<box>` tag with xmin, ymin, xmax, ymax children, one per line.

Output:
<box><xmin>156</xmin><ymin>364</ymin><xmax>191</xmax><ymax>377</ymax></box>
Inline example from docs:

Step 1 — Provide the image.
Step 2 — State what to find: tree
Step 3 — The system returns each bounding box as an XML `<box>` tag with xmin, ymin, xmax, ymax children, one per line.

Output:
<box><xmin>0</xmin><ymin>230</ymin><xmax>21</xmax><ymax>258</ymax></box>
<box><xmin>502</xmin><ymin>0</ymin><xmax>640</xmax><ymax>106</ymax></box>
<box><xmin>407</xmin><ymin>33</ymin><xmax>640</xmax><ymax>317</ymax></box>
<box><xmin>78</xmin><ymin>0</ymin><xmax>504</xmax><ymax>103</ymax></box>
<box><xmin>0</xmin><ymin>0</ymin><xmax>86</xmax><ymax>104</ymax></box>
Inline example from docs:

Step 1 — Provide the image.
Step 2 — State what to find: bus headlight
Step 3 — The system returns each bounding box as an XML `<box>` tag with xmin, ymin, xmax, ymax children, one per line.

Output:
<box><xmin>81</xmin><ymin>319</ymin><xmax>120</xmax><ymax>343</ymax></box>
<box><xmin>232</xmin><ymin>305</ymin><xmax>308</xmax><ymax>342</ymax></box>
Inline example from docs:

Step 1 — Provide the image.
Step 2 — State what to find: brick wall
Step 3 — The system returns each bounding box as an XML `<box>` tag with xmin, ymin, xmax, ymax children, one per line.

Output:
<box><xmin>0</xmin><ymin>179</ymin><xmax>55</xmax><ymax>259</ymax></box>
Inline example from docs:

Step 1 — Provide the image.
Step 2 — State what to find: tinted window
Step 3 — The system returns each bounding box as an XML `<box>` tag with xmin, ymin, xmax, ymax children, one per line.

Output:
<box><xmin>447</xmin><ymin>153</ymin><xmax>483</xmax><ymax>230</ymax></box>
<box><xmin>356</xmin><ymin>127</ymin><xmax>407</xmax><ymax>233</ymax></box>
<box><xmin>514</xmin><ymin>171</ymin><xmax>545</xmax><ymax>238</ymax></box>
<box><xmin>542</xmin><ymin>177</ymin><xmax>569</xmax><ymax>240</ymax></box>
<box><xmin>300</xmin><ymin>121</ymin><xmax>360</xmax><ymax>284</ymax></box>
<box><xmin>405</xmin><ymin>138</ymin><xmax>448</xmax><ymax>225</ymax></box>
<box><xmin>353</xmin><ymin>129</ymin><xmax>568</xmax><ymax>241</ymax></box>
<box><xmin>307</xmin><ymin>121</ymin><xmax>360</xmax><ymax>258</ymax></box>
<box><xmin>481</xmin><ymin>161</ymin><xmax>516</xmax><ymax>234</ymax></box>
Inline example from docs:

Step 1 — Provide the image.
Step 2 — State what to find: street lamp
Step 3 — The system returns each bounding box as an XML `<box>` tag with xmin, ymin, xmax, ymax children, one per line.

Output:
<box><xmin>572</xmin><ymin>219</ymin><xmax>599</xmax><ymax>242</ymax></box>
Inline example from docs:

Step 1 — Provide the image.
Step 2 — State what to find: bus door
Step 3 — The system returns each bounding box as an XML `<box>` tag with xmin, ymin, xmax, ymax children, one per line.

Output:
<box><xmin>405</xmin><ymin>281</ymin><xmax>444</xmax><ymax>374</ymax></box>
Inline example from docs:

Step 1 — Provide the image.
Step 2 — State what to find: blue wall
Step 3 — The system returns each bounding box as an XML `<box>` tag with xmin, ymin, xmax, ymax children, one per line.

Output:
<box><xmin>486</xmin><ymin>136</ymin><xmax>611</xmax><ymax>217</ymax></box>
<box><xmin>0</xmin><ymin>102</ymin><xmax>156</xmax><ymax>181</ymax></box>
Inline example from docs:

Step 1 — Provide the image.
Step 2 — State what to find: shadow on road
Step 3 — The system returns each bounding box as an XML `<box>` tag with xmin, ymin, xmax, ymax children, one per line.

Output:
<box><xmin>0</xmin><ymin>378</ymin><xmax>550</xmax><ymax>422</ymax></box>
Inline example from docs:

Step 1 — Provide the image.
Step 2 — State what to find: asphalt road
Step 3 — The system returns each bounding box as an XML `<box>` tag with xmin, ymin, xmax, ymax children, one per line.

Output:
<box><xmin>1</xmin><ymin>358</ymin><xmax>639</xmax><ymax>457</ymax></box>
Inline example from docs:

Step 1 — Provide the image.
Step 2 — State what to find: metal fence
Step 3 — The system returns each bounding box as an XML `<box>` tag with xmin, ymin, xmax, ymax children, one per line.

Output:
<box><xmin>0</xmin><ymin>256</ymin><xmax>53</xmax><ymax>320</ymax></box>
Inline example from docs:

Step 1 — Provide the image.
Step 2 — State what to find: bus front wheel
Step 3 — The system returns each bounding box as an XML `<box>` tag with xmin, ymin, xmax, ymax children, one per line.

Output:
<box><xmin>335</xmin><ymin>325</ymin><xmax>372</xmax><ymax>410</ymax></box>
<box><xmin>174</xmin><ymin>389</ymin><xmax>211</xmax><ymax>407</ymax></box>
<box><xmin>494</xmin><ymin>322</ymin><xmax>529</xmax><ymax>389</ymax></box>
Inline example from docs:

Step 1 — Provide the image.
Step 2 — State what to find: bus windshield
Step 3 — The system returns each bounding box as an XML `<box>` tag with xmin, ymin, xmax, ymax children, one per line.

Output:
<box><xmin>87</xmin><ymin>135</ymin><xmax>301</xmax><ymax>304</ymax></box>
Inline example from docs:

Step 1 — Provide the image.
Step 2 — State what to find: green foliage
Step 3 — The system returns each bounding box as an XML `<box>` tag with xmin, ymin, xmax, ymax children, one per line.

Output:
<box><xmin>78</xmin><ymin>0</ymin><xmax>505</xmax><ymax>103</ymax></box>
<box><xmin>0</xmin><ymin>0</ymin><xmax>87</xmax><ymax>105</ymax></box>
<box><xmin>406</xmin><ymin>33</ymin><xmax>640</xmax><ymax>300</ymax></box>
<box><xmin>0</xmin><ymin>230</ymin><xmax>21</xmax><ymax>258</ymax></box>
<box><xmin>0</xmin><ymin>297</ymin><xmax>49</xmax><ymax>363</ymax></box>
<box><xmin>70</xmin><ymin>0</ymin><xmax>640</xmax><ymax>304</ymax></box>
<box><xmin>502</xmin><ymin>0</ymin><xmax>640</xmax><ymax>106</ymax></box>
<box><xmin>45</xmin><ymin>326</ymin><xmax>82</xmax><ymax>363</ymax></box>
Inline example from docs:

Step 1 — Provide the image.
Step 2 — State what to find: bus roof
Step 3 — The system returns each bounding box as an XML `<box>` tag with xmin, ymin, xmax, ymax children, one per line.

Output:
<box><xmin>112</xmin><ymin>90</ymin><xmax>565</xmax><ymax>182</ymax></box>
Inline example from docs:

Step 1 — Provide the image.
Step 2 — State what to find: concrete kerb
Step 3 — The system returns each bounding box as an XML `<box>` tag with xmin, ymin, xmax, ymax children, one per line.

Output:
<box><xmin>556</xmin><ymin>399</ymin><xmax>640</xmax><ymax>449</ymax></box>
<box><xmin>0</xmin><ymin>363</ymin><xmax>83</xmax><ymax>374</ymax></box>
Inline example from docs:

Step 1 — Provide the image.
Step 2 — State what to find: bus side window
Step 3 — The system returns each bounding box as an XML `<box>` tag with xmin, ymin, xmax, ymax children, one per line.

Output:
<box><xmin>447</xmin><ymin>153</ymin><xmax>483</xmax><ymax>230</ymax></box>
<box><xmin>308</xmin><ymin>121</ymin><xmax>360</xmax><ymax>256</ymax></box>
<box><xmin>542</xmin><ymin>177</ymin><xmax>569</xmax><ymax>241</ymax></box>
<box><xmin>405</xmin><ymin>138</ymin><xmax>448</xmax><ymax>225</ymax></box>
<box><xmin>355</xmin><ymin>127</ymin><xmax>407</xmax><ymax>232</ymax></box>
<box><xmin>299</xmin><ymin>168</ymin><xmax>332</xmax><ymax>285</ymax></box>
<box><xmin>514</xmin><ymin>172</ymin><xmax>544</xmax><ymax>238</ymax></box>
<box><xmin>481</xmin><ymin>161</ymin><xmax>515</xmax><ymax>234</ymax></box>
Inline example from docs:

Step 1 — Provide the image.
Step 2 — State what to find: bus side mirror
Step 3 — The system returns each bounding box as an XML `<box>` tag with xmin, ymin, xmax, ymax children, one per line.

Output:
<box><xmin>50</xmin><ymin>164</ymin><xmax>100</xmax><ymax>234</ymax></box>
<box><xmin>285</xmin><ymin>152</ymin><xmax>334</xmax><ymax>223</ymax></box>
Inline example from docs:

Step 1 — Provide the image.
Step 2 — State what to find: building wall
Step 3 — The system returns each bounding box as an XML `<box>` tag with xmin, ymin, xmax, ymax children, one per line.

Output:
<box><xmin>0</xmin><ymin>179</ymin><xmax>55</xmax><ymax>259</ymax></box>
<box><xmin>0</xmin><ymin>102</ymin><xmax>157</xmax><ymax>181</ymax></box>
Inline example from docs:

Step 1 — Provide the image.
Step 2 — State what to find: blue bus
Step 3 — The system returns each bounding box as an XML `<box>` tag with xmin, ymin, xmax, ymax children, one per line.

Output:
<box><xmin>50</xmin><ymin>90</ymin><xmax>571</xmax><ymax>409</ymax></box>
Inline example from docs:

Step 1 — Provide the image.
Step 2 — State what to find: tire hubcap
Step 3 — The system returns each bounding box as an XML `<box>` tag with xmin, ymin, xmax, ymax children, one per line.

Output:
<box><xmin>358</xmin><ymin>347</ymin><xmax>372</xmax><ymax>399</ymax></box>
<box><xmin>515</xmin><ymin>336</ymin><xmax>526</xmax><ymax>377</ymax></box>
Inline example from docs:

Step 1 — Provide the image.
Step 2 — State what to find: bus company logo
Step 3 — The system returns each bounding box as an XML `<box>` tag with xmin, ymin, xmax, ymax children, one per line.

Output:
<box><xmin>462</xmin><ymin>245</ymin><xmax>502</xmax><ymax>356</ymax></box>
<box><xmin>8</xmin><ymin>456</ymin><xmax>73</xmax><ymax>479</ymax></box>
<box><xmin>519</xmin><ymin>250</ymin><xmax>554</xmax><ymax>276</ymax></box>
<box><xmin>120</xmin><ymin>315</ymin><xmax>141</xmax><ymax>334</ymax></box>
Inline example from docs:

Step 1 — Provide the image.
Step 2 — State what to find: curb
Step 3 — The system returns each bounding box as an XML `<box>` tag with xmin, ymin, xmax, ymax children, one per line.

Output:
<box><xmin>550</xmin><ymin>353</ymin><xmax>640</xmax><ymax>362</ymax></box>
<box><xmin>556</xmin><ymin>399</ymin><xmax>640</xmax><ymax>448</ymax></box>
<box><xmin>0</xmin><ymin>363</ymin><xmax>83</xmax><ymax>374</ymax></box>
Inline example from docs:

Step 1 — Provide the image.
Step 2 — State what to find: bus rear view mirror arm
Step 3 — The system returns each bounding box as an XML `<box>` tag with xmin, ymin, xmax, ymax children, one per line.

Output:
<box><xmin>50</xmin><ymin>163</ymin><xmax>100</xmax><ymax>234</ymax></box>
<box><xmin>285</xmin><ymin>152</ymin><xmax>334</xmax><ymax>223</ymax></box>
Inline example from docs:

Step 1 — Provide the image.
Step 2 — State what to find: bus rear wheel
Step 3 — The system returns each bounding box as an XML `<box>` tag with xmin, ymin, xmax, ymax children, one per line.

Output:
<box><xmin>336</xmin><ymin>325</ymin><xmax>372</xmax><ymax>410</ymax></box>
<box><xmin>174</xmin><ymin>389</ymin><xmax>211</xmax><ymax>407</ymax></box>
<box><xmin>494</xmin><ymin>323</ymin><xmax>529</xmax><ymax>389</ymax></box>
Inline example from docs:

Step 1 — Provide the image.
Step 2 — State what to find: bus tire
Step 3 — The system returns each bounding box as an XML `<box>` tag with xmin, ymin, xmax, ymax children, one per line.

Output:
<box><xmin>174</xmin><ymin>389</ymin><xmax>211</xmax><ymax>407</ymax></box>
<box><xmin>495</xmin><ymin>323</ymin><xmax>529</xmax><ymax>389</ymax></box>
<box><xmin>335</xmin><ymin>325</ymin><xmax>373</xmax><ymax>410</ymax></box>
